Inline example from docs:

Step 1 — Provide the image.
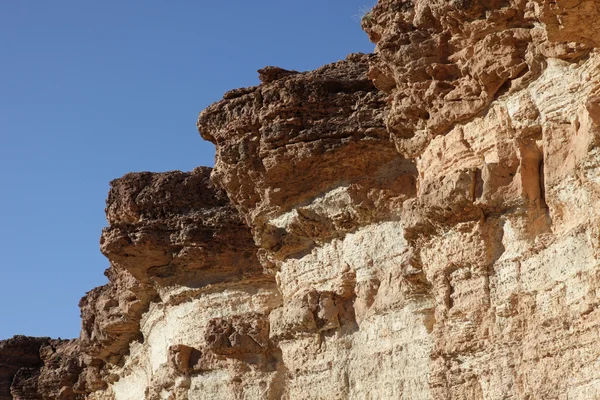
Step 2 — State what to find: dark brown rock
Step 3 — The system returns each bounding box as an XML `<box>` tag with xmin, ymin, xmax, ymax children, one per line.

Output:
<box><xmin>37</xmin><ymin>339</ymin><xmax>83</xmax><ymax>400</ymax></box>
<box><xmin>100</xmin><ymin>167</ymin><xmax>261</xmax><ymax>288</ymax></box>
<box><xmin>0</xmin><ymin>336</ymin><xmax>48</xmax><ymax>400</ymax></box>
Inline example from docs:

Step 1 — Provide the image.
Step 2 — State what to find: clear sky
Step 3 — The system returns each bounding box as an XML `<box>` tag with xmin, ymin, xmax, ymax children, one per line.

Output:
<box><xmin>0</xmin><ymin>1</ymin><xmax>375</xmax><ymax>339</ymax></box>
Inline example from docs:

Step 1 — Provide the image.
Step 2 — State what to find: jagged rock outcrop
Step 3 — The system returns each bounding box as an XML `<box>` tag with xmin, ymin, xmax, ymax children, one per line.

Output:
<box><xmin>198</xmin><ymin>53</ymin><xmax>417</xmax><ymax>267</ymax></box>
<box><xmin>2</xmin><ymin>0</ymin><xmax>600</xmax><ymax>398</ymax></box>
<box><xmin>81</xmin><ymin>168</ymin><xmax>282</xmax><ymax>400</ymax></box>
<box><xmin>362</xmin><ymin>0</ymin><xmax>599</xmax><ymax>157</ymax></box>
<box><xmin>0</xmin><ymin>336</ymin><xmax>47</xmax><ymax>400</ymax></box>
<box><xmin>0</xmin><ymin>336</ymin><xmax>81</xmax><ymax>400</ymax></box>
<box><xmin>80</xmin><ymin>168</ymin><xmax>263</xmax><ymax>365</ymax></box>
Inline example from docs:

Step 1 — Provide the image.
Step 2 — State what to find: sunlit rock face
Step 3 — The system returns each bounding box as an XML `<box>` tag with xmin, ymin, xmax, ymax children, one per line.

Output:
<box><xmin>193</xmin><ymin>1</ymin><xmax>600</xmax><ymax>395</ymax></box>
<box><xmin>4</xmin><ymin>1</ymin><xmax>600</xmax><ymax>399</ymax></box>
<box><xmin>360</xmin><ymin>3</ymin><xmax>600</xmax><ymax>396</ymax></box>
<box><xmin>362</xmin><ymin>0</ymin><xmax>600</xmax><ymax>157</ymax></box>
<box><xmin>197</xmin><ymin>54</ymin><xmax>431</xmax><ymax>399</ymax></box>
<box><xmin>83</xmin><ymin>168</ymin><xmax>282</xmax><ymax>400</ymax></box>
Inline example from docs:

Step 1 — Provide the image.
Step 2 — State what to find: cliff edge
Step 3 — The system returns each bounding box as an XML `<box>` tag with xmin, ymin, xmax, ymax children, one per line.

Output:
<box><xmin>2</xmin><ymin>1</ymin><xmax>600</xmax><ymax>399</ymax></box>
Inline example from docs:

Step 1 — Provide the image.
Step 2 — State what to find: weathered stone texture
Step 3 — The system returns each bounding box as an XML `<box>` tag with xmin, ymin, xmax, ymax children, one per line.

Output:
<box><xmin>0</xmin><ymin>336</ymin><xmax>47</xmax><ymax>400</ymax></box>
<box><xmin>3</xmin><ymin>0</ymin><xmax>600</xmax><ymax>398</ymax></box>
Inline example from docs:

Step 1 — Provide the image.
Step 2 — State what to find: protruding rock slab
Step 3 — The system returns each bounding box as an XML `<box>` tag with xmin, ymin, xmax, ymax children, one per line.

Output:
<box><xmin>199</xmin><ymin>54</ymin><xmax>417</xmax><ymax>261</ymax></box>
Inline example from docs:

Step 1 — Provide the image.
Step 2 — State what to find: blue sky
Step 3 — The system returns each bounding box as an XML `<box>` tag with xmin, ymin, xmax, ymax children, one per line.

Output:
<box><xmin>0</xmin><ymin>1</ymin><xmax>375</xmax><ymax>339</ymax></box>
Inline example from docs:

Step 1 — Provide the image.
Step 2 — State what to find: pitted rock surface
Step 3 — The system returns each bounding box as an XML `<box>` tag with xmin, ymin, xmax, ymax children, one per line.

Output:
<box><xmin>4</xmin><ymin>1</ymin><xmax>600</xmax><ymax>399</ymax></box>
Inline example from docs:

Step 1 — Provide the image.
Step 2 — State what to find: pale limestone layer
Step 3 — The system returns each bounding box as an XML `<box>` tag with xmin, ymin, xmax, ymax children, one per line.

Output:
<box><xmin>272</xmin><ymin>222</ymin><xmax>434</xmax><ymax>400</ymax></box>
<box><xmin>92</xmin><ymin>282</ymin><xmax>282</xmax><ymax>400</ymax></box>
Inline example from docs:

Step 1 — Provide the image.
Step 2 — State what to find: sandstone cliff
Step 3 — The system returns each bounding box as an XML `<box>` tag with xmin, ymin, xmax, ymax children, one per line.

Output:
<box><xmin>2</xmin><ymin>0</ymin><xmax>600</xmax><ymax>399</ymax></box>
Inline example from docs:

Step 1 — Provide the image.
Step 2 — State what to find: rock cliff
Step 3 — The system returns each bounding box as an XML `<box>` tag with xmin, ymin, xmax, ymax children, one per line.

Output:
<box><xmin>2</xmin><ymin>0</ymin><xmax>600</xmax><ymax>399</ymax></box>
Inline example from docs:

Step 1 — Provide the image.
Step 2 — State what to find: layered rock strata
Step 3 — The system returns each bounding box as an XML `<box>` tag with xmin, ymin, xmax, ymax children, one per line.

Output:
<box><xmin>1</xmin><ymin>0</ymin><xmax>600</xmax><ymax>398</ymax></box>
<box><xmin>84</xmin><ymin>168</ymin><xmax>280</xmax><ymax>399</ymax></box>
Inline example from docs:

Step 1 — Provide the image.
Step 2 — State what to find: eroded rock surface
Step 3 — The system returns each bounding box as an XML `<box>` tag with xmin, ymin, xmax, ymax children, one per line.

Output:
<box><xmin>362</xmin><ymin>0</ymin><xmax>600</xmax><ymax>158</ymax></box>
<box><xmin>0</xmin><ymin>336</ymin><xmax>47</xmax><ymax>400</ymax></box>
<box><xmin>0</xmin><ymin>336</ymin><xmax>82</xmax><ymax>400</ymax></box>
<box><xmin>3</xmin><ymin>0</ymin><xmax>600</xmax><ymax>398</ymax></box>
<box><xmin>82</xmin><ymin>168</ymin><xmax>280</xmax><ymax>400</ymax></box>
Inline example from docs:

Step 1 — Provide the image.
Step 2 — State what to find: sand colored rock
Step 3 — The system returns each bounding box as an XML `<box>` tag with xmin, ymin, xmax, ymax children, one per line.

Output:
<box><xmin>2</xmin><ymin>0</ymin><xmax>600</xmax><ymax>398</ymax></box>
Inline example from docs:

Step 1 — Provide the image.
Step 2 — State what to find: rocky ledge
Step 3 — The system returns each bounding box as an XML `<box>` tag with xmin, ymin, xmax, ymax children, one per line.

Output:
<box><xmin>2</xmin><ymin>0</ymin><xmax>600</xmax><ymax>399</ymax></box>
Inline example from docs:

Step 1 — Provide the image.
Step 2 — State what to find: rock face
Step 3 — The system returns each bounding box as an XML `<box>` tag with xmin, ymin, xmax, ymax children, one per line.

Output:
<box><xmin>0</xmin><ymin>336</ymin><xmax>81</xmax><ymax>400</ymax></box>
<box><xmin>0</xmin><ymin>336</ymin><xmax>47</xmax><ymax>400</ymax></box>
<box><xmin>83</xmin><ymin>168</ymin><xmax>279</xmax><ymax>399</ymax></box>
<box><xmin>2</xmin><ymin>0</ymin><xmax>600</xmax><ymax>398</ymax></box>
